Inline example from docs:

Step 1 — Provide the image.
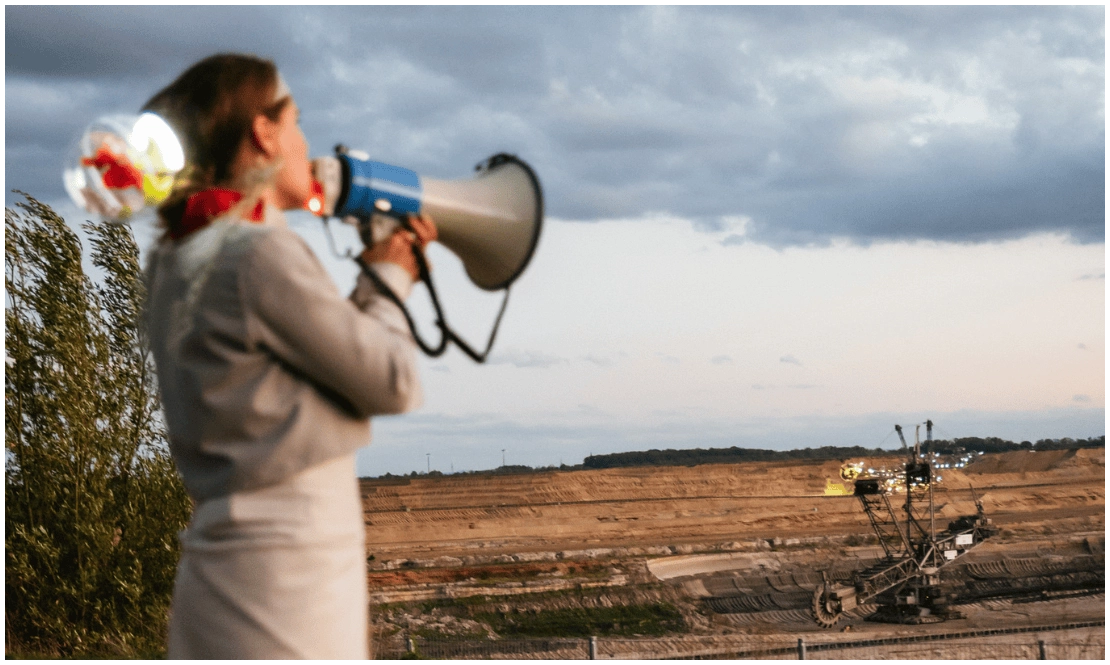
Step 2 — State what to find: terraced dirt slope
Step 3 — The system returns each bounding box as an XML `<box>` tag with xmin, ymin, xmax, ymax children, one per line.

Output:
<box><xmin>361</xmin><ymin>449</ymin><xmax>1103</xmax><ymax>658</ymax></box>
<box><xmin>360</xmin><ymin>448</ymin><xmax>1103</xmax><ymax>561</ymax></box>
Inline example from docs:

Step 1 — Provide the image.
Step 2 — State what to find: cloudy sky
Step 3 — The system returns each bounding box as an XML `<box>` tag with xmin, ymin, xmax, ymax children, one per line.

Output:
<box><xmin>6</xmin><ymin>5</ymin><xmax>1105</xmax><ymax>476</ymax></box>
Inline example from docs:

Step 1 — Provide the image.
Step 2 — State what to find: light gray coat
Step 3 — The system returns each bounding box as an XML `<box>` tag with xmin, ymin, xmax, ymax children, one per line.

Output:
<box><xmin>145</xmin><ymin>208</ymin><xmax>421</xmax><ymax>501</ymax></box>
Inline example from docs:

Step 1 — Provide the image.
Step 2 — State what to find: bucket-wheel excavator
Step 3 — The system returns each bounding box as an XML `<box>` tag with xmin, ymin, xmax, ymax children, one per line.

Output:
<box><xmin>812</xmin><ymin>421</ymin><xmax>998</xmax><ymax>626</ymax></box>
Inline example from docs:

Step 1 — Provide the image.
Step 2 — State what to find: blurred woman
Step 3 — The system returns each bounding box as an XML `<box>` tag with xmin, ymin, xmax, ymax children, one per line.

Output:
<box><xmin>142</xmin><ymin>53</ymin><xmax>435</xmax><ymax>658</ymax></box>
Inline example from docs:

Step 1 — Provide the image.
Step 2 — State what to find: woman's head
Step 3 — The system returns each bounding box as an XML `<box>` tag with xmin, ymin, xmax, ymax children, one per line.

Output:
<box><xmin>144</xmin><ymin>53</ymin><xmax>312</xmax><ymax>224</ymax></box>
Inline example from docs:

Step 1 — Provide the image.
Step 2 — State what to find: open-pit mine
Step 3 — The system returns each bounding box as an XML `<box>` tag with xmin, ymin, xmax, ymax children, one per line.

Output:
<box><xmin>359</xmin><ymin>447</ymin><xmax>1104</xmax><ymax>659</ymax></box>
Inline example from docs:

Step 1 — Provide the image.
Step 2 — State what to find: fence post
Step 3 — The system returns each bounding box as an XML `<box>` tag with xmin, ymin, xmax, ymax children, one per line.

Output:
<box><xmin>1037</xmin><ymin>639</ymin><xmax>1046</xmax><ymax>660</ymax></box>
<box><xmin>589</xmin><ymin>636</ymin><xmax>598</xmax><ymax>660</ymax></box>
<box><xmin>797</xmin><ymin>638</ymin><xmax>806</xmax><ymax>659</ymax></box>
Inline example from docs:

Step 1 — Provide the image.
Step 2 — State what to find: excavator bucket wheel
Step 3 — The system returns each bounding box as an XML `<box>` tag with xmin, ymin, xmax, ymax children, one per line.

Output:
<box><xmin>811</xmin><ymin>585</ymin><xmax>842</xmax><ymax>628</ymax></box>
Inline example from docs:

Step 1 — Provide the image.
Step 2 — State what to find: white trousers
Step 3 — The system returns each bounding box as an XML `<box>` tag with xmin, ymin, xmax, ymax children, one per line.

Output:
<box><xmin>168</xmin><ymin>455</ymin><xmax>368</xmax><ymax>659</ymax></box>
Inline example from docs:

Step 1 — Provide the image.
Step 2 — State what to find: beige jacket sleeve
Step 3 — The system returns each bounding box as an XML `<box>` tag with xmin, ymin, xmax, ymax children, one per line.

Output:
<box><xmin>241</xmin><ymin>227</ymin><xmax>422</xmax><ymax>417</ymax></box>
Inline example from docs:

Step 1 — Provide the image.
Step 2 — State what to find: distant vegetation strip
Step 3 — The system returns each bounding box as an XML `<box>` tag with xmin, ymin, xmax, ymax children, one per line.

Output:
<box><xmin>368</xmin><ymin>436</ymin><xmax>1103</xmax><ymax>480</ymax></box>
<box><xmin>471</xmin><ymin>603</ymin><xmax>685</xmax><ymax>638</ymax></box>
<box><xmin>581</xmin><ymin>436</ymin><xmax>1105</xmax><ymax>470</ymax></box>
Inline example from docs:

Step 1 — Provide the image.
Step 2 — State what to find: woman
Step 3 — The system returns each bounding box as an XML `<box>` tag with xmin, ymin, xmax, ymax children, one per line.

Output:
<box><xmin>142</xmin><ymin>54</ymin><xmax>435</xmax><ymax>658</ymax></box>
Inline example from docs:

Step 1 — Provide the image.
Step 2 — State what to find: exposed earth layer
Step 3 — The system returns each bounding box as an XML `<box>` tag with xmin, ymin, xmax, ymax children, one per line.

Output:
<box><xmin>358</xmin><ymin>448</ymin><xmax>1104</xmax><ymax>658</ymax></box>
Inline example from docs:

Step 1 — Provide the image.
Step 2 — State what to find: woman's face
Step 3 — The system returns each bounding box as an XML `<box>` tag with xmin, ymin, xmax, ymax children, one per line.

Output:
<box><xmin>270</xmin><ymin>99</ymin><xmax>313</xmax><ymax>210</ymax></box>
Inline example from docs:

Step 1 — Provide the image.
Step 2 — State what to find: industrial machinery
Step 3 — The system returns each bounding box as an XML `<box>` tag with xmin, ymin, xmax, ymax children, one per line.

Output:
<box><xmin>812</xmin><ymin>421</ymin><xmax>998</xmax><ymax>626</ymax></box>
<box><xmin>839</xmin><ymin>460</ymin><xmax>864</xmax><ymax>481</ymax></box>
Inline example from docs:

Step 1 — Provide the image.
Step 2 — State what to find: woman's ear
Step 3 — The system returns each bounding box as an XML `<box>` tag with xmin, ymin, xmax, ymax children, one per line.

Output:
<box><xmin>250</xmin><ymin>114</ymin><xmax>279</xmax><ymax>158</ymax></box>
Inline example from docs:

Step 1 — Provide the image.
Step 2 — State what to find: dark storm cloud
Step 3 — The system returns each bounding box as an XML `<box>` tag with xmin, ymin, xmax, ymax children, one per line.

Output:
<box><xmin>6</xmin><ymin>5</ymin><xmax>1103</xmax><ymax>244</ymax></box>
<box><xmin>5</xmin><ymin>6</ymin><xmax>303</xmax><ymax>78</ymax></box>
<box><xmin>6</xmin><ymin>5</ymin><xmax>315</xmax><ymax>204</ymax></box>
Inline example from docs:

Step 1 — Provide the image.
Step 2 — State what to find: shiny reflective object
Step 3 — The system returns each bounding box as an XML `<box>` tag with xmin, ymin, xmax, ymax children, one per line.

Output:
<box><xmin>63</xmin><ymin>113</ymin><xmax>184</xmax><ymax>222</ymax></box>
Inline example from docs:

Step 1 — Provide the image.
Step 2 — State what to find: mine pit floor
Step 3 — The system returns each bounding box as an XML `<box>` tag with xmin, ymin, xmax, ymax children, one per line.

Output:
<box><xmin>362</xmin><ymin>449</ymin><xmax>1104</xmax><ymax>658</ymax></box>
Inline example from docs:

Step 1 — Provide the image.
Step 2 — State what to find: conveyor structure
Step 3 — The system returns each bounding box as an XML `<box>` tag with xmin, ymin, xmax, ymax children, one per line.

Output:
<box><xmin>812</xmin><ymin>421</ymin><xmax>998</xmax><ymax>626</ymax></box>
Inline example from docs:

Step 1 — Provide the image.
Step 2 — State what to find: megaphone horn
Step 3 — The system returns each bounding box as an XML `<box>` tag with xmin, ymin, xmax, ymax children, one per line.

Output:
<box><xmin>424</xmin><ymin>154</ymin><xmax>543</xmax><ymax>291</ymax></box>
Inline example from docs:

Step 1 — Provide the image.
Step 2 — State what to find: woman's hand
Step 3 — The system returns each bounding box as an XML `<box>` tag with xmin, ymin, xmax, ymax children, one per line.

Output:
<box><xmin>407</xmin><ymin>213</ymin><xmax>438</xmax><ymax>249</ymax></box>
<box><xmin>360</xmin><ymin>214</ymin><xmax>438</xmax><ymax>281</ymax></box>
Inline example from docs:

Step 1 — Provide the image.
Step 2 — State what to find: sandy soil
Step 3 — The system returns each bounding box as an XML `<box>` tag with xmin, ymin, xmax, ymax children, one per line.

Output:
<box><xmin>361</xmin><ymin>448</ymin><xmax>1103</xmax><ymax>561</ymax></box>
<box><xmin>360</xmin><ymin>448</ymin><xmax>1103</xmax><ymax>657</ymax></box>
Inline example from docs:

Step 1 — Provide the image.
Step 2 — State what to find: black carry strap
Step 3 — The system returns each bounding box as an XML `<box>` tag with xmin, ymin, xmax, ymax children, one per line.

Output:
<box><xmin>354</xmin><ymin>242</ymin><xmax>511</xmax><ymax>363</ymax></box>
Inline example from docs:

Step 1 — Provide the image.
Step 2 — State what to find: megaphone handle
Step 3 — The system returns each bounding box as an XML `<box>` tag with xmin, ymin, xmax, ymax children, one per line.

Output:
<box><xmin>354</xmin><ymin>248</ymin><xmax>512</xmax><ymax>363</ymax></box>
<box><xmin>407</xmin><ymin>244</ymin><xmax>512</xmax><ymax>364</ymax></box>
<box><xmin>355</xmin><ymin>255</ymin><xmax>449</xmax><ymax>358</ymax></box>
<box><xmin>441</xmin><ymin>287</ymin><xmax>511</xmax><ymax>364</ymax></box>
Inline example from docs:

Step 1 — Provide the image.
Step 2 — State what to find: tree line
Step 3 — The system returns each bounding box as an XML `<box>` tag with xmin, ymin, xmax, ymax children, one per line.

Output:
<box><xmin>6</xmin><ymin>195</ymin><xmax>190</xmax><ymax>657</ymax></box>
<box><xmin>366</xmin><ymin>436</ymin><xmax>1105</xmax><ymax>480</ymax></box>
<box><xmin>580</xmin><ymin>436</ymin><xmax>1104</xmax><ymax>470</ymax></box>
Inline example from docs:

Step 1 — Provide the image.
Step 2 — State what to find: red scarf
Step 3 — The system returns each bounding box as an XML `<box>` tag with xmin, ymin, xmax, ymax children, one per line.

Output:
<box><xmin>169</xmin><ymin>181</ymin><xmax>326</xmax><ymax>240</ymax></box>
<box><xmin>169</xmin><ymin>189</ymin><xmax>265</xmax><ymax>240</ymax></box>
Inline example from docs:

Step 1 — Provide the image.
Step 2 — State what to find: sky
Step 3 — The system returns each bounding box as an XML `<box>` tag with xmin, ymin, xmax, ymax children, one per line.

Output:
<box><xmin>5</xmin><ymin>5</ymin><xmax>1105</xmax><ymax>476</ymax></box>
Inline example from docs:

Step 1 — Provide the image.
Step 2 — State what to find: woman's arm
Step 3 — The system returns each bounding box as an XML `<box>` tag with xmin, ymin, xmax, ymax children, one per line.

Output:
<box><xmin>241</xmin><ymin>226</ymin><xmax>423</xmax><ymax>418</ymax></box>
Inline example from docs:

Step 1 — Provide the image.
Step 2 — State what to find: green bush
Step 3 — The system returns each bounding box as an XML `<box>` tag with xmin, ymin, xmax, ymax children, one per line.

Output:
<box><xmin>5</xmin><ymin>195</ymin><xmax>191</xmax><ymax>657</ymax></box>
<box><xmin>475</xmin><ymin>603</ymin><xmax>685</xmax><ymax>638</ymax></box>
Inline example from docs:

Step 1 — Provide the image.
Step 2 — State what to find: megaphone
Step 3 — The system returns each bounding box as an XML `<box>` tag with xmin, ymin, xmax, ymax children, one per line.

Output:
<box><xmin>311</xmin><ymin>148</ymin><xmax>544</xmax><ymax>362</ymax></box>
<box><xmin>312</xmin><ymin>148</ymin><xmax>543</xmax><ymax>291</ymax></box>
